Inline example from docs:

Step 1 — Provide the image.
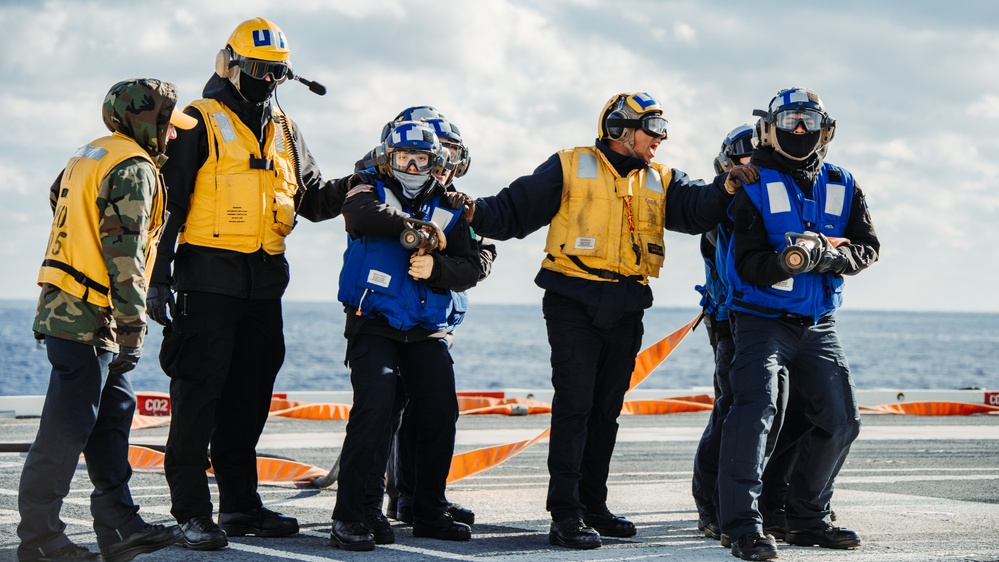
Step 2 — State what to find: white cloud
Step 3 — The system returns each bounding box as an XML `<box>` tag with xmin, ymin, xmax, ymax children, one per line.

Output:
<box><xmin>673</xmin><ymin>22</ymin><xmax>697</xmax><ymax>44</ymax></box>
<box><xmin>1</xmin><ymin>0</ymin><xmax>997</xmax><ymax>312</ymax></box>
<box><xmin>966</xmin><ymin>95</ymin><xmax>999</xmax><ymax>119</ymax></box>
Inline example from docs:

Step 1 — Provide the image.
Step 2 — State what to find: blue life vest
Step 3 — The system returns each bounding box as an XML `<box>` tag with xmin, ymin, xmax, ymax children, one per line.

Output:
<box><xmin>726</xmin><ymin>163</ymin><xmax>854</xmax><ymax>322</ymax></box>
<box><xmin>695</xmin><ymin>226</ymin><xmax>731</xmax><ymax>322</ymax></box>
<box><xmin>337</xmin><ymin>181</ymin><xmax>464</xmax><ymax>331</ymax></box>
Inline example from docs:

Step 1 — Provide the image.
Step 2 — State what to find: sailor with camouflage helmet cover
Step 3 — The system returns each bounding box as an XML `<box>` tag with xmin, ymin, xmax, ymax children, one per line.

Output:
<box><xmin>19</xmin><ymin>78</ymin><xmax>193</xmax><ymax>562</ymax></box>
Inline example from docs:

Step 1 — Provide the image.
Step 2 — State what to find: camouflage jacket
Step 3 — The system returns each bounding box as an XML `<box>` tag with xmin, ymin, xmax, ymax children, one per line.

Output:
<box><xmin>33</xmin><ymin>158</ymin><xmax>159</xmax><ymax>352</ymax></box>
<box><xmin>33</xmin><ymin>78</ymin><xmax>180</xmax><ymax>353</ymax></box>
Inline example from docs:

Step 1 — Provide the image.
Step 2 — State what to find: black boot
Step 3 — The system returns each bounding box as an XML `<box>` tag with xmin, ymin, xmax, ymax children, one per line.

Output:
<box><xmin>219</xmin><ymin>506</ymin><xmax>299</xmax><ymax>537</ymax></box>
<box><xmin>548</xmin><ymin>517</ymin><xmax>601</xmax><ymax>549</ymax></box>
<box><xmin>103</xmin><ymin>523</ymin><xmax>182</xmax><ymax>562</ymax></box>
<box><xmin>731</xmin><ymin>532</ymin><xmax>778</xmax><ymax>561</ymax></box>
<box><xmin>413</xmin><ymin>513</ymin><xmax>472</xmax><ymax>541</ymax></box>
<box><xmin>330</xmin><ymin>520</ymin><xmax>375</xmax><ymax>551</ymax></box>
<box><xmin>178</xmin><ymin>516</ymin><xmax>228</xmax><ymax>551</ymax></box>
<box><xmin>785</xmin><ymin>524</ymin><xmax>860</xmax><ymax>549</ymax></box>
<box><xmin>363</xmin><ymin>514</ymin><xmax>395</xmax><ymax>544</ymax></box>
<box><xmin>584</xmin><ymin>509</ymin><xmax>636</xmax><ymax>538</ymax></box>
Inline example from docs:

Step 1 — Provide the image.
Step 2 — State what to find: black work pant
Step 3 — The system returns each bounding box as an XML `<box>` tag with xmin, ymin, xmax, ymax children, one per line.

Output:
<box><xmin>332</xmin><ymin>334</ymin><xmax>458</xmax><ymax>523</ymax></box>
<box><xmin>718</xmin><ymin>313</ymin><xmax>860</xmax><ymax>539</ymax></box>
<box><xmin>692</xmin><ymin>316</ymin><xmax>803</xmax><ymax>527</ymax></box>
<box><xmin>542</xmin><ymin>292</ymin><xmax>644</xmax><ymax>521</ymax></box>
<box><xmin>162</xmin><ymin>292</ymin><xmax>285</xmax><ymax>522</ymax></box>
<box><xmin>18</xmin><ymin>337</ymin><xmax>144</xmax><ymax>560</ymax></box>
<box><xmin>691</xmin><ymin>316</ymin><xmax>735</xmax><ymax>523</ymax></box>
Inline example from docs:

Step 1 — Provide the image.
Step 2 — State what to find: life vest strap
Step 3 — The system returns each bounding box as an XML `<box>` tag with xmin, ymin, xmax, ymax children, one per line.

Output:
<box><xmin>41</xmin><ymin>259</ymin><xmax>109</xmax><ymax>294</ymax></box>
<box><xmin>547</xmin><ymin>253</ymin><xmax>644</xmax><ymax>282</ymax></box>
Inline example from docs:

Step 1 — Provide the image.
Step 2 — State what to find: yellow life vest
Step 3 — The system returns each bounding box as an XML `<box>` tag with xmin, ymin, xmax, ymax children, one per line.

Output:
<box><xmin>38</xmin><ymin>133</ymin><xmax>166</xmax><ymax>307</ymax></box>
<box><xmin>542</xmin><ymin>146</ymin><xmax>671</xmax><ymax>283</ymax></box>
<box><xmin>179</xmin><ymin>99</ymin><xmax>300</xmax><ymax>254</ymax></box>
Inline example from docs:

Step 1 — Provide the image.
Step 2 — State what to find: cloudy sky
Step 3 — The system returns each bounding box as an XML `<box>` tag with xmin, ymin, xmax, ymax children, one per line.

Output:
<box><xmin>1</xmin><ymin>0</ymin><xmax>997</xmax><ymax>313</ymax></box>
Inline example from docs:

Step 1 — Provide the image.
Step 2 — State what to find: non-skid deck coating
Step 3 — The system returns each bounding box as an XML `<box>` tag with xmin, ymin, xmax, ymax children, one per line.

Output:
<box><xmin>1</xmin><ymin>411</ymin><xmax>997</xmax><ymax>561</ymax></box>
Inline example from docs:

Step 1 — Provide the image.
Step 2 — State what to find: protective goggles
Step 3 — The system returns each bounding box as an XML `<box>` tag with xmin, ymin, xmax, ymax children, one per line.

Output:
<box><xmin>606</xmin><ymin>113</ymin><xmax>669</xmax><ymax>139</ymax></box>
<box><xmin>725</xmin><ymin>135</ymin><xmax>755</xmax><ymax>159</ymax></box>
<box><xmin>440</xmin><ymin>141</ymin><xmax>463</xmax><ymax>164</ymax></box>
<box><xmin>234</xmin><ymin>56</ymin><xmax>289</xmax><ymax>81</ymax></box>
<box><xmin>391</xmin><ymin>150</ymin><xmax>434</xmax><ymax>173</ymax></box>
<box><xmin>639</xmin><ymin>114</ymin><xmax>669</xmax><ymax>138</ymax></box>
<box><xmin>774</xmin><ymin>108</ymin><xmax>829</xmax><ymax>132</ymax></box>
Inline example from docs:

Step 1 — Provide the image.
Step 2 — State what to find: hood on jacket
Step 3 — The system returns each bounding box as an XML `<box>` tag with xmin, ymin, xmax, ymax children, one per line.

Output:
<box><xmin>101</xmin><ymin>78</ymin><xmax>182</xmax><ymax>161</ymax></box>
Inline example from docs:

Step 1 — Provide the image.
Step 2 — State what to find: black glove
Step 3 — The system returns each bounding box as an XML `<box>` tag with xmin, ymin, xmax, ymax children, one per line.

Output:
<box><xmin>108</xmin><ymin>345</ymin><xmax>140</xmax><ymax>376</ymax></box>
<box><xmin>724</xmin><ymin>164</ymin><xmax>760</xmax><ymax>194</ymax></box>
<box><xmin>146</xmin><ymin>283</ymin><xmax>175</xmax><ymax>326</ymax></box>
<box><xmin>814</xmin><ymin>247</ymin><xmax>850</xmax><ymax>274</ymax></box>
<box><xmin>444</xmin><ymin>191</ymin><xmax>475</xmax><ymax>222</ymax></box>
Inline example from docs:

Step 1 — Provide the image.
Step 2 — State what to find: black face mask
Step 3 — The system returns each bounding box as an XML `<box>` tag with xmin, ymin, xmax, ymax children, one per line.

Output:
<box><xmin>238</xmin><ymin>74</ymin><xmax>277</xmax><ymax>104</ymax></box>
<box><xmin>776</xmin><ymin>129</ymin><xmax>820</xmax><ymax>159</ymax></box>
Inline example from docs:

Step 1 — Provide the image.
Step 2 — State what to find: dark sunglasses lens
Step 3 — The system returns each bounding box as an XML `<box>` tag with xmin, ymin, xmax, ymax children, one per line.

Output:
<box><xmin>240</xmin><ymin>59</ymin><xmax>288</xmax><ymax>80</ymax></box>
<box><xmin>727</xmin><ymin>135</ymin><xmax>755</xmax><ymax>158</ymax></box>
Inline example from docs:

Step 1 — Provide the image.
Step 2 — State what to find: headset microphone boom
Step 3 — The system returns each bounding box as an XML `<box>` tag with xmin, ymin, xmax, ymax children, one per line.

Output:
<box><xmin>289</xmin><ymin>69</ymin><xmax>326</xmax><ymax>95</ymax></box>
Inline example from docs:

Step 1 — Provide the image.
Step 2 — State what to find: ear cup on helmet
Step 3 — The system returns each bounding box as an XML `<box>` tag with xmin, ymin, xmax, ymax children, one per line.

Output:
<box><xmin>605</xmin><ymin>109</ymin><xmax>628</xmax><ymax>140</ymax></box>
<box><xmin>598</xmin><ymin>94</ymin><xmax>627</xmax><ymax>140</ymax></box>
<box><xmin>215</xmin><ymin>48</ymin><xmax>235</xmax><ymax>79</ymax></box>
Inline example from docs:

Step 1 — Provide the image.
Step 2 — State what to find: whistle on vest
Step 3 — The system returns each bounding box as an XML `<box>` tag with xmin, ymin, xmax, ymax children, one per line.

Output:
<box><xmin>779</xmin><ymin>231</ymin><xmax>823</xmax><ymax>275</ymax></box>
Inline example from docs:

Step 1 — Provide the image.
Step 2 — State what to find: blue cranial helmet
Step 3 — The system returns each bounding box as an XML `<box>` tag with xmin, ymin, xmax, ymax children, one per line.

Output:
<box><xmin>378</xmin><ymin>120</ymin><xmax>449</xmax><ymax>180</ymax></box>
<box><xmin>754</xmin><ymin>87</ymin><xmax>836</xmax><ymax>161</ymax></box>
<box><xmin>424</xmin><ymin>117</ymin><xmax>471</xmax><ymax>184</ymax></box>
<box><xmin>713</xmin><ymin>123</ymin><xmax>755</xmax><ymax>175</ymax></box>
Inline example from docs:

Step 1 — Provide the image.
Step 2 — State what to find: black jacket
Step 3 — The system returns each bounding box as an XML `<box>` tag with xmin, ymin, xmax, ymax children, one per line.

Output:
<box><xmin>153</xmin><ymin>74</ymin><xmax>346</xmax><ymax>299</ymax></box>
<box><xmin>470</xmin><ymin>139</ymin><xmax>733</xmax><ymax>327</ymax></box>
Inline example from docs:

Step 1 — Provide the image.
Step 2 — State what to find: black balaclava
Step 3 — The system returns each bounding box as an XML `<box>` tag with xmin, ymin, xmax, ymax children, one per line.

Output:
<box><xmin>775</xmin><ymin>129</ymin><xmax>820</xmax><ymax>160</ymax></box>
<box><xmin>238</xmin><ymin>74</ymin><xmax>278</xmax><ymax>104</ymax></box>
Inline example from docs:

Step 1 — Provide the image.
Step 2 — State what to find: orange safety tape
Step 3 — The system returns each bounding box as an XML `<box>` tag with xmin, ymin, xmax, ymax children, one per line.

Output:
<box><xmin>459</xmin><ymin>398</ymin><xmax>554</xmax><ymax>416</ymax></box>
<box><xmin>125</xmin><ymin>444</ymin><xmax>331</xmax><ymax>485</ymax></box>
<box><xmin>445</xmin><ymin>312</ymin><xmax>702</xmax><ymax>482</ymax></box>
<box><xmin>269</xmin><ymin>403</ymin><xmax>352</xmax><ymax>420</ymax></box>
<box><xmin>123</xmin><ymin>313</ymin><xmax>705</xmax><ymax>485</ymax></box>
<box><xmin>252</xmin><ymin>456</ymin><xmax>329</xmax><ymax>485</ymax></box>
<box><xmin>620</xmin><ymin>398</ymin><xmax>713</xmax><ymax>416</ymax></box>
<box><xmin>859</xmin><ymin>401</ymin><xmax>999</xmax><ymax>416</ymax></box>
<box><xmin>131</xmin><ymin>413</ymin><xmax>171</xmax><ymax>430</ymax></box>
<box><xmin>128</xmin><ymin>445</ymin><xmax>165</xmax><ymax>470</ymax></box>
<box><xmin>447</xmin><ymin>428</ymin><xmax>552</xmax><ymax>483</ymax></box>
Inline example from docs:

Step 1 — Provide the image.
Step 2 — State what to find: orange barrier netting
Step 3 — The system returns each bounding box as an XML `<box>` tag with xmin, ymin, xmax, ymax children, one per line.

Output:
<box><xmin>860</xmin><ymin>401</ymin><xmax>999</xmax><ymax>416</ymax></box>
<box><xmin>445</xmin><ymin>312</ymin><xmax>703</xmax><ymax>482</ymax></box>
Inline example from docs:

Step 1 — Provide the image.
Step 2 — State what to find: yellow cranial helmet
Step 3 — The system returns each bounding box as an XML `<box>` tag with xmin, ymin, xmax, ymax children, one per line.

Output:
<box><xmin>597</xmin><ymin>92</ymin><xmax>666</xmax><ymax>141</ymax></box>
<box><xmin>216</xmin><ymin>17</ymin><xmax>292</xmax><ymax>93</ymax></box>
<box><xmin>227</xmin><ymin>17</ymin><xmax>290</xmax><ymax>62</ymax></box>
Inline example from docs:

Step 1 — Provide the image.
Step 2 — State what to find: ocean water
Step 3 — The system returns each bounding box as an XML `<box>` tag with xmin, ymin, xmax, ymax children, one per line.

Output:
<box><xmin>0</xmin><ymin>300</ymin><xmax>996</xmax><ymax>396</ymax></box>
